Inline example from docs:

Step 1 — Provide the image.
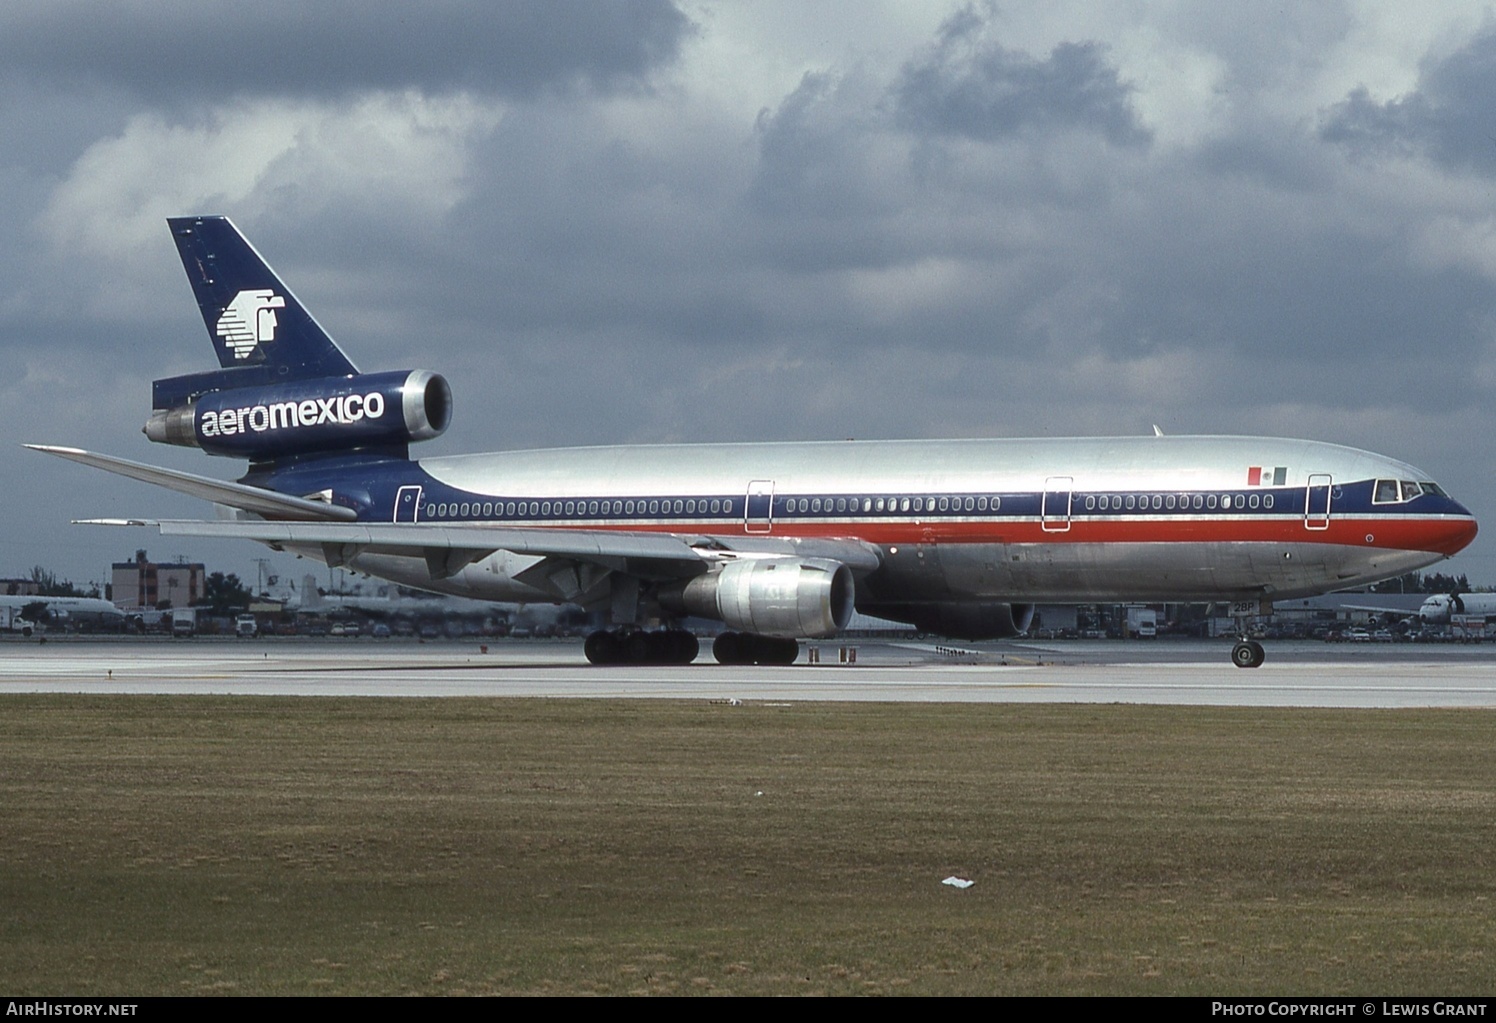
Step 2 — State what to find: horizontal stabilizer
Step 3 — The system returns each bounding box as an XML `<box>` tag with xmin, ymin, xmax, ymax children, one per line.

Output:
<box><xmin>25</xmin><ymin>445</ymin><xmax>357</xmax><ymax>521</ymax></box>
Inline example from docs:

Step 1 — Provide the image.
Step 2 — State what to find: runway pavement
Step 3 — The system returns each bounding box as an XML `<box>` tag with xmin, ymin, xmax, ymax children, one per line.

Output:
<box><xmin>3</xmin><ymin>636</ymin><xmax>1495</xmax><ymax>707</ymax></box>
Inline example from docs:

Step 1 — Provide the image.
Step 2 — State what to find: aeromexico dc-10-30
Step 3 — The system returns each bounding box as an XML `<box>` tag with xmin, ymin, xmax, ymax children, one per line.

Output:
<box><xmin>29</xmin><ymin>217</ymin><xmax>1479</xmax><ymax>668</ymax></box>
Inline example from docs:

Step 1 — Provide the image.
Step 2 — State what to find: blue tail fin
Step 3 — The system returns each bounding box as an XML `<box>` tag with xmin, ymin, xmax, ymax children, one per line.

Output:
<box><xmin>166</xmin><ymin>215</ymin><xmax>358</xmax><ymax>377</ymax></box>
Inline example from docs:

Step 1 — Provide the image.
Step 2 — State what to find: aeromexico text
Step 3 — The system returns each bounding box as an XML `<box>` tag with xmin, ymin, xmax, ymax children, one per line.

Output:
<box><xmin>199</xmin><ymin>392</ymin><xmax>385</xmax><ymax>437</ymax></box>
<box><xmin>146</xmin><ymin>369</ymin><xmax>451</xmax><ymax>456</ymax></box>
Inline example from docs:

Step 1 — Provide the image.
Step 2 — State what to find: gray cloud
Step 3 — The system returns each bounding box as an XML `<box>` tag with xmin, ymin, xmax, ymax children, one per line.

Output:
<box><xmin>1320</xmin><ymin>25</ymin><xmax>1496</xmax><ymax>172</ymax></box>
<box><xmin>893</xmin><ymin>3</ymin><xmax>1150</xmax><ymax>148</ymax></box>
<box><xmin>0</xmin><ymin>0</ymin><xmax>692</xmax><ymax>105</ymax></box>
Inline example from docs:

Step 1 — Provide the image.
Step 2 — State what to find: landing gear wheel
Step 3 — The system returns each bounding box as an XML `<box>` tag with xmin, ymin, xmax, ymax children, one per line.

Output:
<box><xmin>586</xmin><ymin>628</ymin><xmax>698</xmax><ymax>665</ymax></box>
<box><xmin>584</xmin><ymin>630</ymin><xmax>618</xmax><ymax>665</ymax></box>
<box><xmin>669</xmin><ymin>630</ymin><xmax>700</xmax><ymax>665</ymax></box>
<box><xmin>712</xmin><ymin>632</ymin><xmax>800</xmax><ymax>665</ymax></box>
<box><xmin>1231</xmin><ymin>639</ymin><xmax>1266</xmax><ymax>668</ymax></box>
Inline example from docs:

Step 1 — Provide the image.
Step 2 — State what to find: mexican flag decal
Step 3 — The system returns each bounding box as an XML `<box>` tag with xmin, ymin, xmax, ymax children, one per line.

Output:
<box><xmin>1248</xmin><ymin>466</ymin><xmax>1287</xmax><ymax>486</ymax></box>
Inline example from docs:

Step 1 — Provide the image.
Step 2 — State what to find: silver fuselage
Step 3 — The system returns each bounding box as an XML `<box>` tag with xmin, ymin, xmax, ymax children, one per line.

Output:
<box><xmin>308</xmin><ymin>434</ymin><xmax>1476</xmax><ymax>610</ymax></box>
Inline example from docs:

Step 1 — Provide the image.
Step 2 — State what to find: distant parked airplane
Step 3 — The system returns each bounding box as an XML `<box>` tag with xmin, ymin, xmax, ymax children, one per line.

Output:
<box><xmin>0</xmin><ymin>594</ymin><xmax>124</xmax><ymax>634</ymax></box>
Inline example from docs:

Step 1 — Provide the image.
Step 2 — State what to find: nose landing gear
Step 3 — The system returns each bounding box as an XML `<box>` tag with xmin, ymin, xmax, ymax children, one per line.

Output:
<box><xmin>1227</xmin><ymin>598</ymin><xmax>1271</xmax><ymax>668</ymax></box>
<box><xmin>1231</xmin><ymin>638</ymin><xmax>1266</xmax><ymax>668</ymax></box>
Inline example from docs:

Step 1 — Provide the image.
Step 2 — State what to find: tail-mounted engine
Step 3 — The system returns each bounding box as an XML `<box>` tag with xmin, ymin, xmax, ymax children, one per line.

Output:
<box><xmin>145</xmin><ymin>369</ymin><xmax>451</xmax><ymax>459</ymax></box>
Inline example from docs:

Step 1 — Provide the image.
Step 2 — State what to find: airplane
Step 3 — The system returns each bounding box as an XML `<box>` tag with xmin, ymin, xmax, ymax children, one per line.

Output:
<box><xmin>0</xmin><ymin>594</ymin><xmax>126</xmax><ymax>635</ymax></box>
<box><xmin>28</xmin><ymin>216</ymin><xmax>1479</xmax><ymax>669</ymax></box>
<box><xmin>1417</xmin><ymin>591</ymin><xmax>1496</xmax><ymax>624</ymax></box>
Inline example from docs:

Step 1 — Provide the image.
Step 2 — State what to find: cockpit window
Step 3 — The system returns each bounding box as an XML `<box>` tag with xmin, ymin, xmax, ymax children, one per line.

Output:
<box><xmin>1374</xmin><ymin>479</ymin><xmax>1441</xmax><ymax>503</ymax></box>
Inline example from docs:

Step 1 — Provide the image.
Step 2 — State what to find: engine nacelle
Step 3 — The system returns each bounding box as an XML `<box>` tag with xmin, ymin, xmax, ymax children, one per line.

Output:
<box><xmin>870</xmin><ymin>601</ymin><xmax>1035</xmax><ymax>640</ymax></box>
<box><xmin>145</xmin><ymin>370</ymin><xmax>451</xmax><ymax>459</ymax></box>
<box><xmin>664</xmin><ymin>557</ymin><xmax>855</xmax><ymax>638</ymax></box>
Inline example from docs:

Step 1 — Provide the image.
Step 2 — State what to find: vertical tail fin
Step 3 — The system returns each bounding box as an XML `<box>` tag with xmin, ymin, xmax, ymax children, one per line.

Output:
<box><xmin>167</xmin><ymin>216</ymin><xmax>358</xmax><ymax>379</ymax></box>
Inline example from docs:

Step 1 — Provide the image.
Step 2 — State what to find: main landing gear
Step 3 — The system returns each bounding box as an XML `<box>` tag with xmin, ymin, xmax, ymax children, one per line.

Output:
<box><xmin>712</xmin><ymin>632</ymin><xmax>799</xmax><ymax>666</ymax></box>
<box><xmin>584</xmin><ymin>628</ymin><xmax>699</xmax><ymax>666</ymax></box>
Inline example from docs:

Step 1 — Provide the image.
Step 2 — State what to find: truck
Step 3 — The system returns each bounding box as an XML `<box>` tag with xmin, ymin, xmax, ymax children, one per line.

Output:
<box><xmin>1450</xmin><ymin>614</ymin><xmax>1486</xmax><ymax>643</ymax></box>
<box><xmin>235</xmin><ymin>613</ymin><xmax>259</xmax><ymax>638</ymax></box>
<box><xmin>1</xmin><ymin>605</ymin><xmax>36</xmax><ymax>637</ymax></box>
<box><xmin>1125</xmin><ymin>607</ymin><xmax>1158</xmax><ymax>639</ymax></box>
<box><xmin>170</xmin><ymin>608</ymin><xmax>197</xmax><ymax>638</ymax></box>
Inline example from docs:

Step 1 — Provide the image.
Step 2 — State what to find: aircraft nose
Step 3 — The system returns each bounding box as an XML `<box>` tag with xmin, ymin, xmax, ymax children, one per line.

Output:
<box><xmin>1423</xmin><ymin>514</ymin><xmax>1478</xmax><ymax>556</ymax></box>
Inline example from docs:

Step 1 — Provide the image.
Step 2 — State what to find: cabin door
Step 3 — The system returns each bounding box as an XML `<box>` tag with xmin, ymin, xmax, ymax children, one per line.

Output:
<box><xmin>1042</xmin><ymin>476</ymin><xmax>1073</xmax><ymax>532</ymax></box>
<box><xmin>1304</xmin><ymin>474</ymin><xmax>1332</xmax><ymax>531</ymax></box>
<box><xmin>745</xmin><ymin>480</ymin><xmax>775</xmax><ymax>534</ymax></box>
<box><xmin>394</xmin><ymin>485</ymin><xmax>423</xmax><ymax>523</ymax></box>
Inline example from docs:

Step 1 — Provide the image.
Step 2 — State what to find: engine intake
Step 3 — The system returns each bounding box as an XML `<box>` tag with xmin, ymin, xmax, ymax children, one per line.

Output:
<box><xmin>663</xmin><ymin>557</ymin><xmax>854</xmax><ymax>638</ymax></box>
<box><xmin>145</xmin><ymin>370</ymin><xmax>451</xmax><ymax>458</ymax></box>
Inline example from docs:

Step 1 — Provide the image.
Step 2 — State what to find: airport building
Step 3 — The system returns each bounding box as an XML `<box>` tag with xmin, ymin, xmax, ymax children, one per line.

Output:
<box><xmin>111</xmin><ymin>550</ymin><xmax>205</xmax><ymax>611</ymax></box>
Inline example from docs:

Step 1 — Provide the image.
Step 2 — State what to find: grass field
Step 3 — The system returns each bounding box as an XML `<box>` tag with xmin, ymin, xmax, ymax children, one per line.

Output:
<box><xmin>1</xmin><ymin>695</ymin><xmax>1493</xmax><ymax>995</ymax></box>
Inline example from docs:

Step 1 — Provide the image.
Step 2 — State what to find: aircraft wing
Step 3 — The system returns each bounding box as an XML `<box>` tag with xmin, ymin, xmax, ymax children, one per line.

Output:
<box><xmin>1338</xmin><ymin>603</ymin><xmax>1420</xmax><ymax>618</ymax></box>
<box><xmin>84</xmin><ymin>518</ymin><xmax>885</xmax><ymax>584</ymax></box>
<box><xmin>27</xmin><ymin>445</ymin><xmax>357</xmax><ymax>522</ymax></box>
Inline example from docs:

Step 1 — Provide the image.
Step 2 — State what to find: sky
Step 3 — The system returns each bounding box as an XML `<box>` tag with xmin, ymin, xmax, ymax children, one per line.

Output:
<box><xmin>3</xmin><ymin>0</ymin><xmax>1495</xmax><ymax>594</ymax></box>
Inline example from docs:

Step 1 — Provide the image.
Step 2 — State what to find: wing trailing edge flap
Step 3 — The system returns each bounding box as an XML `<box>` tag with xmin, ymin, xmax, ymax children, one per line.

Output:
<box><xmin>25</xmin><ymin>445</ymin><xmax>358</xmax><ymax>522</ymax></box>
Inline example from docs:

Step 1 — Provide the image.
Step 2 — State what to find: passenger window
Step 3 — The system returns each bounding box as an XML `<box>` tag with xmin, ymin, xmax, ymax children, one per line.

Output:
<box><xmin>1249</xmin><ymin>494</ymin><xmax>1259</xmax><ymax>509</ymax></box>
<box><xmin>1234</xmin><ymin>494</ymin><xmax>1246</xmax><ymax>509</ymax></box>
<box><xmin>938</xmin><ymin>497</ymin><xmax>949</xmax><ymax>512</ymax></box>
<box><xmin>1264</xmin><ymin>494</ymin><xmax>1274</xmax><ymax>510</ymax></box>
